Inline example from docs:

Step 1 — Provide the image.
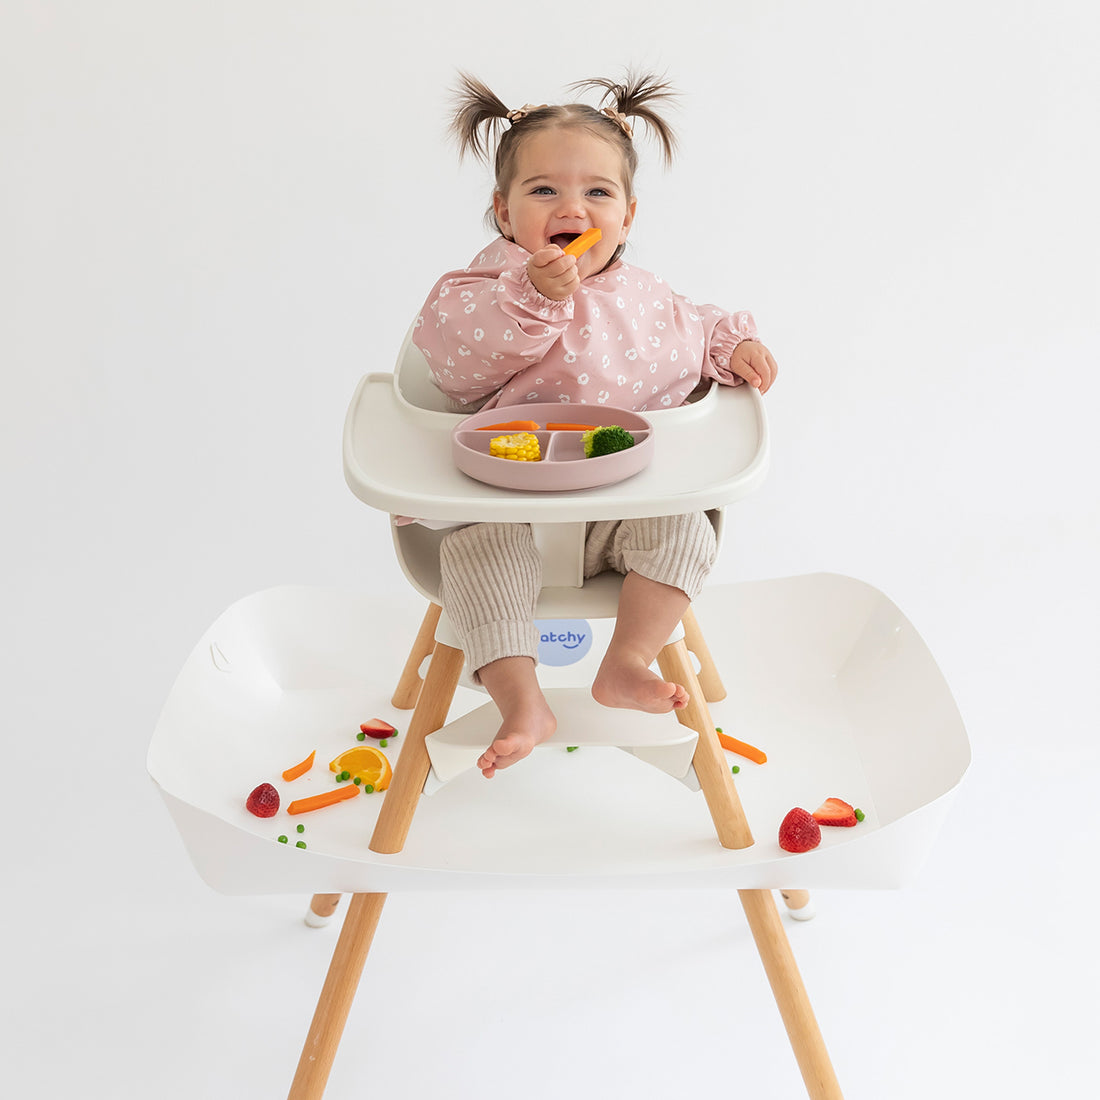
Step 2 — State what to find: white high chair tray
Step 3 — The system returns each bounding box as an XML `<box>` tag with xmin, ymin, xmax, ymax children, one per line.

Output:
<box><xmin>148</xmin><ymin>575</ymin><xmax>969</xmax><ymax>896</ymax></box>
<box><xmin>342</xmin><ymin>337</ymin><xmax>768</xmax><ymax>523</ymax></box>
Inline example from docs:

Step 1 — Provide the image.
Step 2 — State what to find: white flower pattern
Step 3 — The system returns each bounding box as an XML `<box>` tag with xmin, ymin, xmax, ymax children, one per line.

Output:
<box><xmin>413</xmin><ymin>238</ymin><xmax>758</xmax><ymax>410</ymax></box>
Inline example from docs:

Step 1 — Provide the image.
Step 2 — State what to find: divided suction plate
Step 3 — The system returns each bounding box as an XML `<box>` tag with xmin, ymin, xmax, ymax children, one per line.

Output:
<box><xmin>452</xmin><ymin>403</ymin><xmax>653</xmax><ymax>491</ymax></box>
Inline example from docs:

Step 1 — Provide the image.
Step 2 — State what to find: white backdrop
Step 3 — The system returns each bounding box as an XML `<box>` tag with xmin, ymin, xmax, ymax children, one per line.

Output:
<box><xmin>4</xmin><ymin>2</ymin><xmax>1098</xmax><ymax>1097</ymax></box>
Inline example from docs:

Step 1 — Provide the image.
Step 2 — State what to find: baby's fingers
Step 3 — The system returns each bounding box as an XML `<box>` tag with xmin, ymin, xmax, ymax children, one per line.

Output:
<box><xmin>528</xmin><ymin>247</ymin><xmax>579</xmax><ymax>300</ymax></box>
<box><xmin>529</xmin><ymin>246</ymin><xmax>575</xmax><ymax>277</ymax></box>
<box><xmin>754</xmin><ymin>347</ymin><xmax>778</xmax><ymax>393</ymax></box>
<box><xmin>738</xmin><ymin>344</ymin><xmax>777</xmax><ymax>393</ymax></box>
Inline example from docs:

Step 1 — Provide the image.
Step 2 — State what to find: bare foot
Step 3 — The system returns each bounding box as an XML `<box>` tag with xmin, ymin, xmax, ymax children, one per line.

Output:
<box><xmin>592</xmin><ymin>657</ymin><xmax>689</xmax><ymax>713</ymax></box>
<box><xmin>476</xmin><ymin>697</ymin><xmax>557</xmax><ymax>778</ymax></box>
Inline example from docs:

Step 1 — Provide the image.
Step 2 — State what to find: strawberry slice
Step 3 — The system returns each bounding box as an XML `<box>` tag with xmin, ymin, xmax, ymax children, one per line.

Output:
<box><xmin>778</xmin><ymin>808</ymin><xmax>821</xmax><ymax>853</ymax></box>
<box><xmin>812</xmin><ymin>797</ymin><xmax>858</xmax><ymax>827</ymax></box>
<box><xmin>246</xmin><ymin>782</ymin><xmax>280</xmax><ymax>818</ymax></box>
<box><xmin>359</xmin><ymin>718</ymin><xmax>396</xmax><ymax>740</ymax></box>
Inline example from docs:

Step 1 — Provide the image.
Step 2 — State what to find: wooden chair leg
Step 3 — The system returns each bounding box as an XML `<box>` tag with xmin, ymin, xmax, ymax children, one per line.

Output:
<box><xmin>780</xmin><ymin>889</ymin><xmax>816</xmax><ymax>921</ymax></box>
<box><xmin>681</xmin><ymin>604</ymin><xmax>727</xmax><ymax>702</ymax></box>
<box><xmin>661</xmin><ymin>641</ymin><xmax>840</xmax><ymax>1094</ymax></box>
<box><xmin>288</xmin><ymin>892</ymin><xmax>388</xmax><ymax>1099</ymax></box>
<box><xmin>656</xmin><ymin>637</ymin><xmax>753</xmax><ymax>849</ymax></box>
<box><xmin>739</xmin><ymin>889</ymin><xmax>844</xmax><ymax>1099</ymax></box>
<box><xmin>370</xmin><ymin>640</ymin><xmax>465</xmax><ymax>855</ymax></box>
<box><xmin>304</xmin><ymin>893</ymin><xmax>342</xmax><ymax>928</ymax></box>
<box><xmin>391</xmin><ymin>602</ymin><xmax>442</xmax><ymax>710</ymax></box>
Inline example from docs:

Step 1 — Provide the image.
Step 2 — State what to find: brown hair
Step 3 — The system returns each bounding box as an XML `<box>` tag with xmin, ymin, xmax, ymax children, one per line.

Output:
<box><xmin>451</xmin><ymin>71</ymin><xmax>678</xmax><ymax>236</ymax></box>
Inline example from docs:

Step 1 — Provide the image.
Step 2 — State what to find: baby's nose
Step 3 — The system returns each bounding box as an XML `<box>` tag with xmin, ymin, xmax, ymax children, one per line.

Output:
<box><xmin>556</xmin><ymin>195</ymin><xmax>588</xmax><ymax>218</ymax></box>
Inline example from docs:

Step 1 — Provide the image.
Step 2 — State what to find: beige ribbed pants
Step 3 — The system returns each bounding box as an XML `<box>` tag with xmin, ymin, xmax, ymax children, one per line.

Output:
<box><xmin>439</xmin><ymin>513</ymin><xmax>717</xmax><ymax>677</ymax></box>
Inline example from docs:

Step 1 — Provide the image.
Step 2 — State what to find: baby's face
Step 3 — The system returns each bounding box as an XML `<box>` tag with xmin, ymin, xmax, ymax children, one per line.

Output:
<box><xmin>493</xmin><ymin>127</ymin><xmax>636</xmax><ymax>277</ymax></box>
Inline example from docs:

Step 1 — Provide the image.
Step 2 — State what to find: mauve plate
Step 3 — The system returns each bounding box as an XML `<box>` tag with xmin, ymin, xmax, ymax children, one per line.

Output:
<box><xmin>452</xmin><ymin>403</ymin><xmax>653</xmax><ymax>491</ymax></box>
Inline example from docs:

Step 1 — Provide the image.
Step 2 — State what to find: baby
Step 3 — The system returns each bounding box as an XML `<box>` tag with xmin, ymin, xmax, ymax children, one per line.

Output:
<box><xmin>414</xmin><ymin>72</ymin><xmax>777</xmax><ymax>776</ymax></box>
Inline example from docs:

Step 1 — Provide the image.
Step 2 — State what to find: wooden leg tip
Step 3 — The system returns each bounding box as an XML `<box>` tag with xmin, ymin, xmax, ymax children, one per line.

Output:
<box><xmin>305</xmin><ymin>894</ymin><xmax>342</xmax><ymax>928</ymax></box>
<box><xmin>781</xmin><ymin>891</ymin><xmax>817</xmax><ymax>921</ymax></box>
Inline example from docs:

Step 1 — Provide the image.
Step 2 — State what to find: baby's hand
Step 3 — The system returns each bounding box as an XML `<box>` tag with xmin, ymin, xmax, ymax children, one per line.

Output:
<box><xmin>527</xmin><ymin>246</ymin><xmax>580</xmax><ymax>301</ymax></box>
<box><xmin>728</xmin><ymin>340</ymin><xmax>778</xmax><ymax>393</ymax></box>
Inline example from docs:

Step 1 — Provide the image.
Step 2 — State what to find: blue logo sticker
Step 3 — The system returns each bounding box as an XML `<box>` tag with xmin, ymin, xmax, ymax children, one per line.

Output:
<box><xmin>536</xmin><ymin>619</ymin><xmax>593</xmax><ymax>666</ymax></box>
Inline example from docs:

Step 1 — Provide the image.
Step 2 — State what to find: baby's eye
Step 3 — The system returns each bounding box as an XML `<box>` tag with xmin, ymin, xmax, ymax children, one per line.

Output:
<box><xmin>531</xmin><ymin>186</ymin><xmax>555</xmax><ymax>195</ymax></box>
<box><xmin>588</xmin><ymin>188</ymin><xmax>612</xmax><ymax>197</ymax></box>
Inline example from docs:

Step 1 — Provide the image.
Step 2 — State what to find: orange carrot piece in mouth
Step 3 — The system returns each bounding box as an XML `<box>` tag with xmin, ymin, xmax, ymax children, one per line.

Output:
<box><xmin>562</xmin><ymin>227</ymin><xmax>602</xmax><ymax>257</ymax></box>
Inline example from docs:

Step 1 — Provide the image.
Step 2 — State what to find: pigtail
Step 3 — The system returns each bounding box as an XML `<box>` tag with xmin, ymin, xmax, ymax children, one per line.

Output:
<box><xmin>571</xmin><ymin>71</ymin><xmax>679</xmax><ymax>166</ymax></box>
<box><xmin>451</xmin><ymin>72</ymin><xmax>511</xmax><ymax>165</ymax></box>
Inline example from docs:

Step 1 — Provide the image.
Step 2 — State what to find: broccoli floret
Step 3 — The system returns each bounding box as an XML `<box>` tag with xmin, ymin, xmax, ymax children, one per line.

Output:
<box><xmin>582</xmin><ymin>425</ymin><xmax>636</xmax><ymax>458</ymax></box>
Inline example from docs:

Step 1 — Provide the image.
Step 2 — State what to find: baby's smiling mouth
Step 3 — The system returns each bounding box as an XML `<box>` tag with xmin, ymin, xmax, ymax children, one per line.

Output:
<box><xmin>550</xmin><ymin>232</ymin><xmax>582</xmax><ymax>249</ymax></box>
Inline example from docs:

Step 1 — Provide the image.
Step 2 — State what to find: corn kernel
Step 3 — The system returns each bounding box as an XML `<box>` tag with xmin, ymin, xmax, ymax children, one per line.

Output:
<box><xmin>489</xmin><ymin>431</ymin><xmax>541</xmax><ymax>462</ymax></box>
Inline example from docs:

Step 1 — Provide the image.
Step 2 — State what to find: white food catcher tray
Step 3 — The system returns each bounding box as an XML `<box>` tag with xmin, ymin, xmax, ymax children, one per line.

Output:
<box><xmin>148</xmin><ymin>575</ymin><xmax>969</xmax><ymax>895</ymax></box>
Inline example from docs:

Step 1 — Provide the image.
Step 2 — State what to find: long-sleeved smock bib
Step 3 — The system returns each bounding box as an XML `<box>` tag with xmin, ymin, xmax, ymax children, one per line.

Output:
<box><xmin>413</xmin><ymin>237</ymin><xmax>759</xmax><ymax>412</ymax></box>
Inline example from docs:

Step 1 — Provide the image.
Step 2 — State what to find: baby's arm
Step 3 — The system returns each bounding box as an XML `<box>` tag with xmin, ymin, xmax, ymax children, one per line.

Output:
<box><xmin>701</xmin><ymin>309</ymin><xmax>778</xmax><ymax>394</ymax></box>
<box><xmin>415</xmin><ymin>263</ymin><xmax>574</xmax><ymax>404</ymax></box>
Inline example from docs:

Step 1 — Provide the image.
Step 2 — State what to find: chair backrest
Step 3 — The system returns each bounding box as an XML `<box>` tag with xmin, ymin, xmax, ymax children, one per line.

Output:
<box><xmin>393</xmin><ymin>325</ymin><xmax>461</xmax><ymax>414</ymax></box>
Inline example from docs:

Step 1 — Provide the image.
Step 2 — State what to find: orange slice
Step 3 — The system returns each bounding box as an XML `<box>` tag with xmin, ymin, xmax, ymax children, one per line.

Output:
<box><xmin>329</xmin><ymin>746</ymin><xmax>393</xmax><ymax>792</ymax></box>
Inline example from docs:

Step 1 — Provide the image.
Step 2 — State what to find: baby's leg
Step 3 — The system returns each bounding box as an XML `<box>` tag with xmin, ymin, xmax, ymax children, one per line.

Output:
<box><xmin>439</xmin><ymin>522</ymin><xmax>554</xmax><ymax>777</ymax></box>
<box><xmin>587</xmin><ymin>513</ymin><xmax>716</xmax><ymax>714</ymax></box>
<box><xmin>592</xmin><ymin>572</ymin><xmax>691</xmax><ymax>712</ymax></box>
<box><xmin>476</xmin><ymin>656</ymin><xmax>557</xmax><ymax>777</ymax></box>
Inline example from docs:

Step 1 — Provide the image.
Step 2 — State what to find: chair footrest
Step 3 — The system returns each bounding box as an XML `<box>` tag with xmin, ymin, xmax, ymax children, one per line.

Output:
<box><xmin>424</xmin><ymin>687</ymin><xmax>699</xmax><ymax>791</ymax></box>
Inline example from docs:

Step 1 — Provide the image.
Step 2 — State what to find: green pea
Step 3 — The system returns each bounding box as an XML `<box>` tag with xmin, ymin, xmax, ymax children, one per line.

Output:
<box><xmin>296</xmin><ymin>840</ymin><xmax>307</xmax><ymax>849</ymax></box>
<box><xmin>296</xmin><ymin>823</ymin><xmax>305</xmax><ymax>833</ymax></box>
<box><xmin>731</xmin><ymin>765</ymin><xmax>740</xmax><ymax>774</ymax></box>
<box><xmin>353</xmin><ymin>776</ymin><xmax>362</xmax><ymax>785</ymax></box>
<box><xmin>357</xmin><ymin>731</ymin><xmax>366</xmax><ymax>741</ymax></box>
<box><xmin>566</xmin><ymin>746</ymin><xmax>578</xmax><ymax>752</ymax></box>
<box><xmin>855</xmin><ymin>808</ymin><xmax>866</xmax><ymax>822</ymax></box>
<box><xmin>278</xmin><ymin>835</ymin><xmax>288</xmax><ymax>844</ymax></box>
<box><xmin>364</xmin><ymin>784</ymin><xmax>374</xmax><ymax>794</ymax></box>
<box><xmin>715</xmin><ymin>727</ymin><xmax>723</xmax><ymax>734</ymax></box>
<box><xmin>379</xmin><ymin>739</ymin><xmax>388</xmax><ymax>747</ymax></box>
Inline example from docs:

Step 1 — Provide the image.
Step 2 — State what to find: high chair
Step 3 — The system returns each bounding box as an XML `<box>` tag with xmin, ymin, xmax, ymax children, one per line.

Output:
<box><xmin>147</xmin><ymin>330</ymin><xmax>970</xmax><ymax>1099</ymax></box>
<box><xmin>341</xmin><ymin>328</ymin><xmax>766</xmax><ymax>852</ymax></box>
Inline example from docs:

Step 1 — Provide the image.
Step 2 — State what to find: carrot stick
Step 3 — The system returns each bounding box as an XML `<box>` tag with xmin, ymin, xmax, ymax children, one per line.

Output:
<box><xmin>282</xmin><ymin>750</ymin><xmax>316</xmax><ymax>782</ymax></box>
<box><xmin>475</xmin><ymin>420</ymin><xmax>542</xmax><ymax>432</ymax></box>
<box><xmin>717</xmin><ymin>731</ymin><xmax>767</xmax><ymax>765</ymax></box>
<box><xmin>287</xmin><ymin>784</ymin><xmax>360</xmax><ymax>815</ymax></box>
<box><xmin>562</xmin><ymin>227</ymin><xmax>602</xmax><ymax>257</ymax></box>
<box><xmin>546</xmin><ymin>422</ymin><xmax>598</xmax><ymax>431</ymax></box>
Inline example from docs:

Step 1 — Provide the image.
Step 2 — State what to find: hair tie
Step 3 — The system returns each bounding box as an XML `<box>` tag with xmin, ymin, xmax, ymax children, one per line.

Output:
<box><xmin>601</xmin><ymin>107</ymin><xmax>633</xmax><ymax>138</ymax></box>
<box><xmin>506</xmin><ymin>103</ymin><xmax>546</xmax><ymax>124</ymax></box>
